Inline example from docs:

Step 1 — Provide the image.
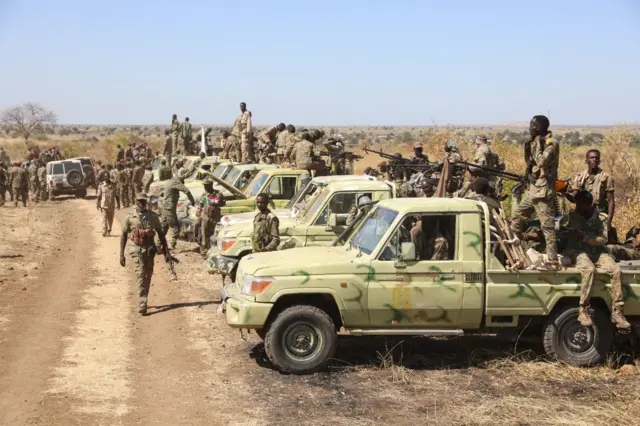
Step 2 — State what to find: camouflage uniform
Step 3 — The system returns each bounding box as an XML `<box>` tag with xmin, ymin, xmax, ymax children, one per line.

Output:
<box><xmin>158</xmin><ymin>164</ymin><xmax>172</xmax><ymax>181</ymax></box>
<box><xmin>171</xmin><ymin>118</ymin><xmax>181</xmax><ymax>154</ymax></box>
<box><xmin>9</xmin><ymin>165</ymin><xmax>28</xmax><ymax>207</ymax></box>
<box><xmin>197</xmin><ymin>181</ymin><xmax>225</xmax><ymax>255</ymax></box>
<box><xmin>287</xmin><ymin>139</ymin><xmax>316</xmax><ymax>172</ymax></box>
<box><xmin>0</xmin><ymin>148</ymin><xmax>10</xmax><ymax>165</ymax></box>
<box><xmin>97</xmin><ymin>180</ymin><xmax>117</xmax><ymax>235</ymax></box>
<box><xmin>125</xmin><ymin>165</ymin><xmax>135</xmax><ymax>207</ymax></box>
<box><xmin>275</xmin><ymin>131</ymin><xmax>290</xmax><ymax>164</ymax></box>
<box><xmin>573</xmin><ymin>168</ymin><xmax>614</xmax><ymax>214</ymax></box>
<box><xmin>444</xmin><ymin>146</ymin><xmax>464</xmax><ymax>196</ymax></box>
<box><xmin>122</xmin><ymin>206</ymin><xmax>164</xmax><ymax>312</ymax></box>
<box><xmin>257</xmin><ymin>126</ymin><xmax>279</xmax><ymax>164</ymax></box>
<box><xmin>163</xmin><ymin>134</ymin><xmax>173</xmax><ymax>166</ymax></box>
<box><xmin>410</xmin><ymin>220</ymin><xmax>448</xmax><ymax>260</ymax></box>
<box><xmin>181</xmin><ymin>120</ymin><xmax>193</xmax><ymax>154</ymax></box>
<box><xmin>252</xmin><ymin>209</ymin><xmax>280</xmax><ymax>252</ymax></box>
<box><xmin>161</xmin><ymin>176</ymin><xmax>193</xmax><ymax>249</ymax></box>
<box><xmin>283</xmin><ymin>131</ymin><xmax>299</xmax><ymax>165</ymax></box>
<box><xmin>607</xmin><ymin>225</ymin><xmax>640</xmax><ymax>261</ymax></box>
<box><xmin>117</xmin><ymin>166</ymin><xmax>129</xmax><ymax>207</ymax></box>
<box><xmin>465</xmin><ymin>193</ymin><xmax>501</xmax><ymax>214</ymax></box>
<box><xmin>142</xmin><ymin>168</ymin><xmax>154</xmax><ymax>194</ymax></box>
<box><xmin>37</xmin><ymin>164</ymin><xmax>48</xmax><ymax>201</ymax></box>
<box><xmin>323</xmin><ymin>139</ymin><xmax>345</xmax><ymax>175</ymax></box>
<box><xmin>132</xmin><ymin>164</ymin><xmax>145</xmax><ymax>194</ymax></box>
<box><xmin>232</xmin><ymin>110</ymin><xmax>254</xmax><ymax>163</ymax></box>
<box><xmin>565</xmin><ymin>209</ymin><xmax>630</xmax><ymax>328</ymax></box>
<box><xmin>512</xmin><ymin>133</ymin><xmax>560</xmax><ymax>266</ymax></box>
<box><xmin>0</xmin><ymin>164</ymin><xmax>7</xmax><ymax>206</ymax></box>
<box><xmin>28</xmin><ymin>163</ymin><xmax>39</xmax><ymax>202</ymax></box>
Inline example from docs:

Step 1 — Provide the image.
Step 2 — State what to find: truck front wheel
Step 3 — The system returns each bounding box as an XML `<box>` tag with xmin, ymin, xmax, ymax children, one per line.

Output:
<box><xmin>264</xmin><ymin>305</ymin><xmax>337</xmax><ymax>374</ymax></box>
<box><xmin>542</xmin><ymin>306</ymin><xmax>613</xmax><ymax>366</ymax></box>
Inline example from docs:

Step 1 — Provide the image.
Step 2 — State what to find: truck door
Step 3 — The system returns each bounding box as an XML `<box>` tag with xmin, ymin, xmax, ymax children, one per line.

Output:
<box><xmin>367</xmin><ymin>213</ymin><xmax>465</xmax><ymax>327</ymax></box>
<box><xmin>306</xmin><ymin>191</ymin><xmax>357</xmax><ymax>246</ymax></box>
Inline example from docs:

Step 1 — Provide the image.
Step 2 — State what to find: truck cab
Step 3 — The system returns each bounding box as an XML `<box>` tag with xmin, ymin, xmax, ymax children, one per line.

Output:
<box><xmin>221</xmin><ymin>198</ymin><xmax>640</xmax><ymax>374</ymax></box>
<box><xmin>208</xmin><ymin>179</ymin><xmax>394</xmax><ymax>279</ymax></box>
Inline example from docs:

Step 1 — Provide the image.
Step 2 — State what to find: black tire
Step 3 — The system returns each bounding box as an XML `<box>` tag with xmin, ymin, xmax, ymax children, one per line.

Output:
<box><xmin>543</xmin><ymin>306</ymin><xmax>614</xmax><ymax>366</ymax></box>
<box><xmin>264</xmin><ymin>305</ymin><xmax>337</xmax><ymax>374</ymax></box>
<box><xmin>67</xmin><ymin>169</ymin><xmax>84</xmax><ymax>186</ymax></box>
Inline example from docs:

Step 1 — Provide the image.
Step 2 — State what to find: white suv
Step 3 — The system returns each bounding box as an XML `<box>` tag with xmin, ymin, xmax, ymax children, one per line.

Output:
<box><xmin>46</xmin><ymin>159</ymin><xmax>88</xmax><ymax>198</ymax></box>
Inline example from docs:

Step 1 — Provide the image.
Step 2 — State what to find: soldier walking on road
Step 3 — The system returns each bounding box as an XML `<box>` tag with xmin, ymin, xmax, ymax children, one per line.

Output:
<box><xmin>252</xmin><ymin>193</ymin><xmax>280</xmax><ymax>253</ymax></box>
<box><xmin>565</xmin><ymin>191</ymin><xmax>630</xmax><ymax>329</ymax></box>
<box><xmin>511</xmin><ymin>115</ymin><xmax>560</xmax><ymax>270</ymax></box>
<box><xmin>125</xmin><ymin>162</ymin><xmax>135</xmax><ymax>207</ymax></box>
<box><xmin>96</xmin><ymin>171</ymin><xmax>119</xmax><ymax>236</ymax></box>
<box><xmin>120</xmin><ymin>194</ymin><xmax>170</xmax><ymax>315</ymax></box>
<box><xmin>197</xmin><ymin>177</ymin><xmax>225</xmax><ymax>256</ymax></box>
<box><xmin>37</xmin><ymin>161</ymin><xmax>48</xmax><ymax>202</ymax></box>
<box><xmin>161</xmin><ymin>170</ymin><xmax>195</xmax><ymax>250</ymax></box>
<box><xmin>9</xmin><ymin>161</ymin><xmax>28</xmax><ymax>207</ymax></box>
<box><xmin>132</xmin><ymin>160</ymin><xmax>145</xmax><ymax>195</ymax></box>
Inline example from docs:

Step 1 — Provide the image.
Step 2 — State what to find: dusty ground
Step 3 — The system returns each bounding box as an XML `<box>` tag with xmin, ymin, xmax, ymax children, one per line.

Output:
<box><xmin>1</xmin><ymin>197</ymin><xmax>640</xmax><ymax>426</ymax></box>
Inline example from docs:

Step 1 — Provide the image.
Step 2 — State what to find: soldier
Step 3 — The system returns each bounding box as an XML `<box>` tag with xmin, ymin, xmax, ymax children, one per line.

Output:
<box><xmin>37</xmin><ymin>161</ymin><xmax>48</xmax><ymax>202</ymax></box>
<box><xmin>563</xmin><ymin>191</ymin><xmax>630</xmax><ymax>328</ymax></box>
<box><xmin>117</xmin><ymin>163</ymin><xmax>129</xmax><ymax>207</ymax></box>
<box><xmin>323</xmin><ymin>135</ymin><xmax>346</xmax><ymax>175</ymax></box>
<box><xmin>511</xmin><ymin>115</ymin><xmax>560</xmax><ymax>270</ymax></box>
<box><xmin>163</xmin><ymin>129</ymin><xmax>173</xmax><ymax>166</ymax></box>
<box><xmin>232</xmin><ymin>102</ymin><xmax>253</xmax><ymax>163</ymax></box>
<box><xmin>125</xmin><ymin>162</ymin><xmax>135</xmax><ymax>207</ymax></box>
<box><xmin>220</xmin><ymin>131</ymin><xmax>233</xmax><ymax>160</ymax></box>
<box><xmin>0</xmin><ymin>163</ymin><xmax>7</xmax><ymax>206</ymax></box>
<box><xmin>410</xmin><ymin>216</ymin><xmax>449</xmax><ymax>260</ymax></box>
<box><xmin>132</xmin><ymin>160</ymin><xmax>145</xmax><ymax>195</ymax></box>
<box><xmin>143</xmin><ymin>163</ymin><xmax>154</xmax><ymax>194</ymax></box>
<box><xmin>571</xmin><ymin>149</ymin><xmax>615</xmax><ymax>230</ymax></box>
<box><xmin>275</xmin><ymin>124</ymin><xmax>293</xmax><ymax>164</ymax></box>
<box><xmin>0</xmin><ymin>147</ymin><xmax>10</xmax><ymax>165</ymax></box>
<box><xmin>161</xmin><ymin>169</ymin><xmax>195</xmax><ymax>250</ymax></box>
<box><xmin>124</xmin><ymin>144</ymin><xmax>133</xmax><ymax>161</ymax></box>
<box><xmin>346</xmin><ymin>194</ymin><xmax>373</xmax><ymax>226</ymax></box>
<box><xmin>197</xmin><ymin>177</ymin><xmax>225</xmax><ymax>256</ymax></box>
<box><xmin>96</xmin><ymin>171</ymin><xmax>119</xmax><ymax>236</ymax></box>
<box><xmin>257</xmin><ymin>123</ymin><xmax>285</xmax><ymax>164</ymax></box>
<box><xmin>120</xmin><ymin>194</ymin><xmax>170</xmax><ymax>315</ymax></box>
<box><xmin>607</xmin><ymin>222</ymin><xmax>640</xmax><ymax>261</ymax></box>
<box><xmin>252</xmin><ymin>193</ymin><xmax>280</xmax><ymax>253</ymax></box>
<box><xmin>287</xmin><ymin>131</ymin><xmax>317</xmax><ymax>173</ymax></box>
<box><xmin>283</xmin><ymin>125</ymin><xmax>298</xmax><ymax>165</ymax></box>
<box><xmin>116</xmin><ymin>145</ymin><xmax>125</xmax><ymax>163</ymax></box>
<box><xmin>464</xmin><ymin>177</ymin><xmax>501</xmax><ymax>213</ymax></box>
<box><xmin>28</xmin><ymin>161</ymin><xmax>39</xmax><ymax>202</ymax></box>
<box><xmin>9</xmin><ymin>161</ymin><xmax>28</xmax><ymax>207</ymax></box>
<box><xmin>443</xmin><ymin>140</ymin><xmax>464</xmax><ymax>196</ymax></box>
<box><xmin>171</xmin><ymin>114</ymin><xmax>181</xmax><ymax>154</ymax></box>
<box><xmin>158</xmin><ymin>159</ymin><xmax>172</xmax><ymax>181</ymax></box>
<box><xmin>181</xmin><ymin>117</ymin><xmax>193</xmax><ymax>154</ymax></box>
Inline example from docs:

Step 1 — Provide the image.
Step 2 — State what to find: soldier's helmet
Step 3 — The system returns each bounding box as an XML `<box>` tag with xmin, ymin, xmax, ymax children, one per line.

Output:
<box><xmin>202</xmin><ymin>177</ymin><xmax>214</xmax><ymax>186</ymax></box>
<box><xmin>445</xmin><ymin>140</ymin><xmax>459</xmax><ymax>151</ymax></box>
<box><xmin>476</xmin><ymin>134</ymin><xmax>488</xmax><ymax>144</ymax></box>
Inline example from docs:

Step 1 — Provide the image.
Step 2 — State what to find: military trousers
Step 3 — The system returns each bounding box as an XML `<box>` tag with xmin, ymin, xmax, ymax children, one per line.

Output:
<box><xmin>100</xmin><ymin>207</ymin><xmax>115</xmax><ymax>235</ymax></box>
<box><xmin>30</xmin><ymin>182</ymin><xmax>39</xmax><ymax>202</ymax></box>
<box><xmin>0</xmin><ymin>185</ymin><xmax>5</xmax><ymax>205</ymax></box>
<box><xmin>129</xmin><ymin>184</ymin><xmax>136</xmax><ymax>205</ymax></box>
<box><xmin>241</xmin><ymin>134</ymin><xmax>255</xmax><ymax>164</ymax></box>
<box><xmin>13</xmin><ymin>187</ymin><xmax>27</xmax><ymax>207</ymax></box>
<box><xmin>39</xmin><ymin>183</ymin><xmax>48</xmax><ymax>201</ymax></box>
<box><xmin>182</xmin><ymin>138</ymin><xmax>192</xmax><ymax>155</ymax></box>
<box><xmin>512</xmin><ymin>194</ymin><xmax>558</xmax><ymax>264</ymax></box>
<box><xmin>607</xmin><ymin>245</ymin><xmax>640</xmax><ymax>261</ymax></box>
<box><xmin>171</xmin><ymin>132</ymin><xmax>180</xmax><ymax>154</ymax></box>
<box><xmin>130</xmin><ymin>249</ymin><xmax>155</xmax><ymax>308</ymax></box>
<box><xmin>573</xmin><ymin>251</ymin><xmax>624</xmax><ymax>308</ymax></box>
<box><xmin>200</xmin><ymin>218</ymin><xmax>217</xmax><ymax>254</ymax></box>
<box><xmin>160</xmin><ymin>208</ymin><xmax>180</xmax><ymax>249</ymax></box>
<box><xmin>410</xmin><ymin>222</ymin><xmax>447</xmax><ymax>261</ymax></box>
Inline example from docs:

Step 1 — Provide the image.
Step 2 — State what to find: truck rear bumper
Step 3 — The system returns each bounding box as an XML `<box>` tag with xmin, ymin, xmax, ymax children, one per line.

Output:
<box><xmin>224</xmin><ymin>296</ymin><xmax>273</xmax><ymax>328</ymax></box>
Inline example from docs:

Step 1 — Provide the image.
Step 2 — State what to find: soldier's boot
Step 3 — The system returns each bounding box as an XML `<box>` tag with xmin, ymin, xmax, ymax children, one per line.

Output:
<box><xmin>138</xmin><ymin>302</ymin><xmax>147</xmax><ymax>315</ymax></box>
<box><xmin>612</xmin><ymin>305</ymin><xmax>631</xmax><ymax>329</ymax></box>
<box><xmin>578</xmin><ymin>304</ymin><xmax>593</xmax><ymax>327</ymax></box>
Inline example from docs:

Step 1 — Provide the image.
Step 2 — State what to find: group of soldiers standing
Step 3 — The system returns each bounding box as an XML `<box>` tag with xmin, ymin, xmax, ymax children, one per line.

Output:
<box><xmin>0</xmin><ymin>159</ymin><xmax>48</xmax><ymax>207</ymax></box>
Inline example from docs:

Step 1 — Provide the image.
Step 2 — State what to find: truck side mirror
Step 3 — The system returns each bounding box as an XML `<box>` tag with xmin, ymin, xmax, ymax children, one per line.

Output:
<box><xmin>400</xmin><ymin>242</ymin><xmax>417</xmax><ymax>261</ymax></box>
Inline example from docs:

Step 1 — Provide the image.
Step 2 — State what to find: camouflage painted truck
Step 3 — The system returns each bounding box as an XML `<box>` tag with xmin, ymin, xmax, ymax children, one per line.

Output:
<box><xmin>208</xmin><ymin>179</ymin><xmax>395</xmax><ymax>279</ymax></box>
<box><xmin>221</xmin><ymin>197</ymin><xmax>640</xmax><ymax>374</ymax></box>
<box><xmin>179</xmin><ymin>168</ymin><xmax>309</xmax><ymax>241</ymax></box>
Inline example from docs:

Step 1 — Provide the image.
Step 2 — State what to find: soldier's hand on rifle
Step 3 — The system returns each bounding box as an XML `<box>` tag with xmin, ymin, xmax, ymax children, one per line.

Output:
<box><xmin>119</xmin><ymin>253</ymin><xmax>126</xmax><ymax>267</ymax></box>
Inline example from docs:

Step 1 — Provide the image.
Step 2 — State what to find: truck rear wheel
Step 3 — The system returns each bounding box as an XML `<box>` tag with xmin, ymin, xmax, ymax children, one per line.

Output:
<box><xmin>264</xmin><ymin>305</ymin><xmax>337</xmax><ymax>374</ymax></box>
<box><xmin>542</xmin><ymin>306</ymin><xmax>613</xmax><ymax>366</ymax></box>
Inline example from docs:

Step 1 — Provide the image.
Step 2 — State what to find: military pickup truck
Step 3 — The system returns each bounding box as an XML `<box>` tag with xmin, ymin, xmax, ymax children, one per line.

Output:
<box><xmin>208</xmin><ymin>179</ymin><xmax>395</xmax><ymax>279</ymax></box>
<box><xmin>147</xmin><ymin>155</ymin><xmax>222</xmax><ymax>198</ymax></box>
<box><xmin>221</xmin><ymin>197</ymin><xmax>640</xmax><ymax>374</ymax></box>
<box><xmin>179</xmin><ymin>168</ymin><xmax>309</xmax><ymax>241</ymax></box>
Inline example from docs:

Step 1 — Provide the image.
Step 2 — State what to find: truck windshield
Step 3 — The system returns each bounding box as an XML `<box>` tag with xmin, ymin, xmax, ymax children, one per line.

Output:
<box><xmin>350</xmin><ymin>206</ymin><xmax>398</xmax><ymax>255</ymax></box>
<box><xmin>212</xmin><ymin>164</ymin><xmax>227</xmax><ymax>178</ymax></box>
<box><xmin>300</xmin><ymin>187</ymin><xmax>330</xmax><ymax>224</ymax></box>
<box><xmin>244</xmin><ymin>171</ymin><xmax>269</xmax><ymax>197</ymax></box>
<box><xmin>285</xmin><ymin>182</ymin><xmax>315</xmax><ymax>209</ymax></box>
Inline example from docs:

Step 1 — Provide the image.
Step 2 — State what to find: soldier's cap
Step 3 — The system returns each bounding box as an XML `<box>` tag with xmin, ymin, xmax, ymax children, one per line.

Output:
<box><xmin>202</xmin><ymin>177</ymin><xmax>214</xmax><ymax>185</ymax></box>
<box><xmin>414</xmin><ymin>142</ymin><xmax>423</xmax><ymax>149</ymax></box>
<box><xmin>476</xmin><ymin>134</ymin><xmax>488</xmax><ymax>143</ymax></box>
<box><xmin>135</xmin><ymin>193</ymin><xmax>148</xmax><ymax>202</ymax></box>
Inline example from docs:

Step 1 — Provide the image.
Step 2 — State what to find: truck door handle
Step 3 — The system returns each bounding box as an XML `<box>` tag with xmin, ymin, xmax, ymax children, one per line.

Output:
<box><xmin>440</xmin><ymin>274</ymin><xmax>455</xmax><ymax>280</ymax></box>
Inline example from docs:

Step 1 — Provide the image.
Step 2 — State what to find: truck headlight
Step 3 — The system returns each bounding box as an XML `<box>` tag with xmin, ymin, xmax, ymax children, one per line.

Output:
<box><xmin>241</xmin><ymin>275</ymin><xmax>275</xmax><ymax>295</ymax></box>
<box><xmin>218</xmin><ymin>237</ymin><xmax>237</xmax><ymax>251</ymax></box>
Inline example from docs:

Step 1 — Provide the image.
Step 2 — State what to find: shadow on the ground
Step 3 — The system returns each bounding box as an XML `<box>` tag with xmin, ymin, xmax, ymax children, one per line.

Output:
<box><xmin>145</xmin><ymin>300</ymin><xmax>219</xmax><ymax>316</ymax></box>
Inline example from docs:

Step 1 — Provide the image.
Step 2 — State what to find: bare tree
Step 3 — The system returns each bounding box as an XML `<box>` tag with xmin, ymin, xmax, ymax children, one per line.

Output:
<box><xmin>1</xmin><ymin>102</ymin><xmax>57</xmax><ymax>143</ymax></box>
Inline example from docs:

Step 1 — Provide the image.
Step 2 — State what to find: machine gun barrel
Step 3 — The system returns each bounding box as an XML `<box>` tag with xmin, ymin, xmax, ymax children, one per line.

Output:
<box><xmin>456</xmin><ymin>160</ymin><xmax>525</xmax><ymax>182</ymax></box>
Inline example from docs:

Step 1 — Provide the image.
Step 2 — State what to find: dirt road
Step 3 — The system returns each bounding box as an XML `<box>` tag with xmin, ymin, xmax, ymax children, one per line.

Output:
<box><xmin>1</xmin><ymin>198</ymin><xmax>639</xmax><ymax>425</ymax></box>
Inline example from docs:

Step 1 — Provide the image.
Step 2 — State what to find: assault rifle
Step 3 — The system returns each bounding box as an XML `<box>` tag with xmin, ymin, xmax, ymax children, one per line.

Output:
<box><xmin>364</xmin><ymin>147</ymin><xmax>440</xmax><ymax>174</ymax></box>
<box><xmin>318</xmin><ymin>151</ymin><xmax>363</xmax><ymax>161</ymax></box>
<box><xmin>166</xmin><ymin>254</ymin><xmax>180</xmax><ymax>281</ymax></box>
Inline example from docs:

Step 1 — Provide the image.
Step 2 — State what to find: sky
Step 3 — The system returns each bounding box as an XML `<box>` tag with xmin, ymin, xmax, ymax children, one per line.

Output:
<box><xmin>0</xmin><ymin>0</ymin><xmax>639</xmax><ymax>126</ymax></box>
